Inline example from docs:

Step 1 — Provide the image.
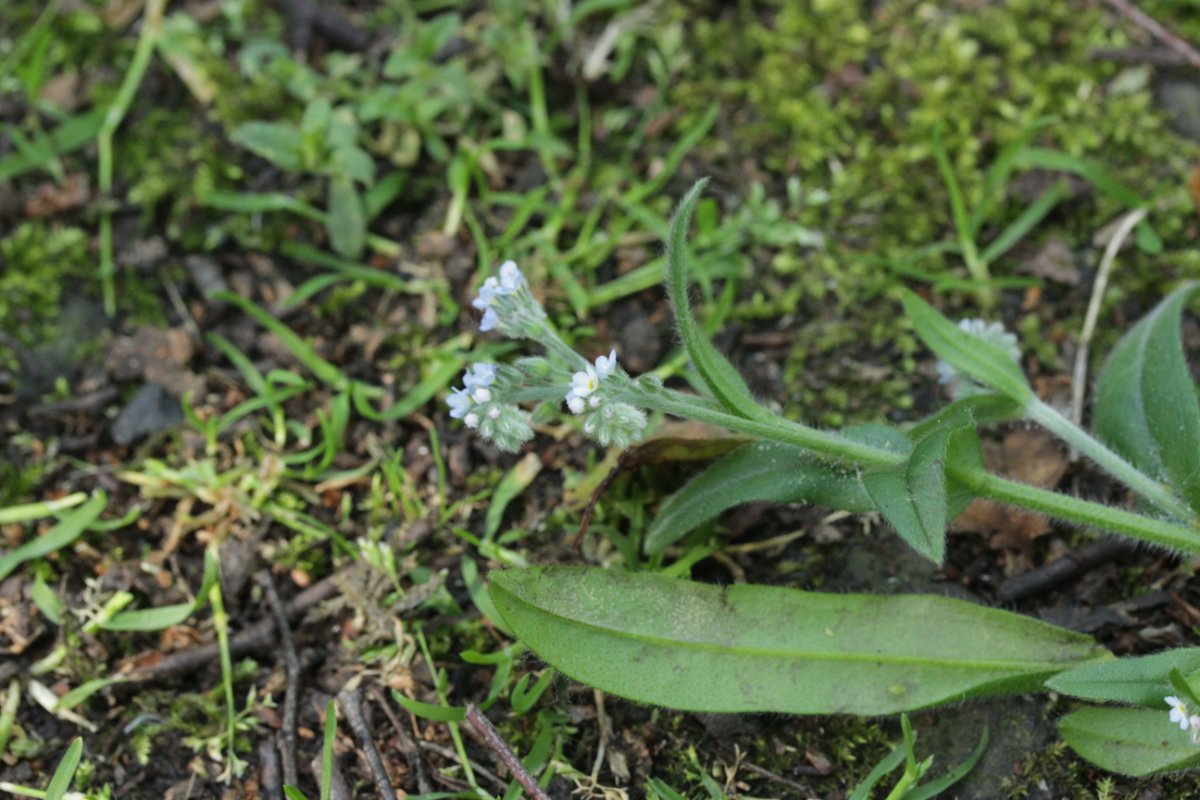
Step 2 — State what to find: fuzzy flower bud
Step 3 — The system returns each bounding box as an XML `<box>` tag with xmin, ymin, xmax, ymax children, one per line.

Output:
<box><xmin>581</xmin><ymin>401</ymin><xmax>647</xmax><ymax>449</ymax></box>
<box><xmin>936</xmin><ymin>318</ymin><xmax>1021</xmax><ymax>400</ymax></box>
<box><xmin>471</xmin><ymin>260</ymin><xmax>546</xmax><ymax>338</ymax></box>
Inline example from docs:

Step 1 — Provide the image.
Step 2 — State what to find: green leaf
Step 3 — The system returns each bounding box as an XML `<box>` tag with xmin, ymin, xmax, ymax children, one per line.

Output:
<box><xmin>905</xmin><ymin>727</ymin><xmax>988</xmax><ymax>800</ymax></box>
<box><xmin>644</xmin><ymin>441</ymin><xmax>873</xmax><ymax>555</ymax></box>
<box><xmin>861</xmin><ymin>416</ymin><xmax>979</xmax><ymax>564</ymax></box>
<box><xmin>44</xmin><ymin>737</ymin><xmax>83</xmax><ymax>800</ymax></box>
<box><xmin>848</xmin><ymin>744</ymin><xmax>906</xmax><ymax>800</ymax></box>
<box><xmin>0</xmin><ymin>493</ymin><xmax>106</xmax><ymax>583</ymax></box>
<box><xmin>349</xmin><ymin>354</ymin><xmax>464</xmax><ymax>422</ymax></box>
<box><xmin>390</xmin><ymin>690</ymin><xmax>467</xmax><ymax>721</ymax></box>
<box><xmin>31</xmin><ymin>575</ymin><xmax>61</xmax><ymax>625</ymax></box>
<box><xmin>321</xmin><ymin>698</ymin><xmax>336</xmax><ymax>800</ymax></box>
<box><xmin>55</xmin><ymin>676</ymin><xmax>129</xmax><ymax>712</ymax></box>
<box><xmin>490</xmin><ymin>567</ymin><xmax>1109</xmax><ymax>715</ymax></box>
<box><xmin>284</xmin><ymin>787</ymin><xmax>309</xmax><ymax>800</ymax></box>
<box><xmin>485</xmin><ymin>453</ymin><xmax>541</xmax><ymax>541</ymax></box>
<box><xmin>665</xmin><ymin>180</ymin><xmax>764</xmax><ymax>419</ymax></box>
<box><xmin>902</xmin><ymin>290</ymin><xmax>1033</xmax><ymax>405</ymax></box>
<box><xmin>230</xmin><ymin>121</ymin><xmax>304</xmax><ymax>172</ymax></box>
<box><xmin>198</xmin><ymin>189</ymin><xmax>325</xmax><ymax>222</ymax></box>
<box><xmin>1093</xmin><ymin>283</ymin><xmax>1200</xmax><ymax>516</ymax></box>
<box><xmin>100</xmin><ymin>546</ymin><xmax>219</xmax><ymax>631</ymax></box>
<box><xmin>327</xmin><ymin>175</ymin><xmax>366</xmax><ymax>259</ymax></box>
<box><xmin>1059</xmin><ymin>706</ymin><xmax>1200</xmax><ymax>776</ymax></box>
<box><xmin>906</xmin><ymin>394</ymin><xmax>1020</xmax><ymax>439</ymax></box>
<box><xmin>1048</xmin><ymin>648</ymin><xmax>1200</xmax><ymax>708</ymax></box>
<box><xmin>215</xmin><ymin>291</ymin><xmax>349</xmax><ymax>390</ymax></box>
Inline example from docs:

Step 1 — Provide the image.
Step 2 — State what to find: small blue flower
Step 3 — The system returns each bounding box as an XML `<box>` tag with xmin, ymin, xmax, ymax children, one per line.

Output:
<box><xmin>473</xmin><ymin>277</ymin><xmax>501</xmax><ymax>311</ymax></box>
<box><xmin>480</xmin><ymin>307</ymin><xmax>499</xmax><ymax>332</ymax></box>
<box><xmin>447</xmin><ymin>387</ymin><xmax>472</xmax><ymax>419</ymax></box>
<box><xmin>464</xmin><ymin>363</ymin><xmax>497</xmax><ymax>389</ymax></box>
<box><xmin>498</xmin><ymin>260</ymin><xmax>525</xmax><ymax>293</ymax></box>
<box><xmin>594</xmin><ymin>348</ymin><xmax>618</xmax><ymax>380</ymax></box>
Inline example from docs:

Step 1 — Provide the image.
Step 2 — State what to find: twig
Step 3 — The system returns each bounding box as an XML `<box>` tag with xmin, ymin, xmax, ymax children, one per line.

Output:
<box><xmin>258</xmin><ymin>738</ymin><xmax>283</xmax><ymax>800</ymax></box>
<box><xmin>998</xmin><ymin>537</ymin><xmax>1133</xmax><ymax>603</ymax></box>
<box><xmin>126</xmin><ymin>573</ymin><xmax>338</xmax><ymax>682</ymax></box>
<box><xmin>311</xmin><ymin>752</ymin><xmax>352</xmax><ymax>800</ymax></box>
<box><xmin>465</xmin><ymin>704</ymin><xmax>552</xmax><ymax>800</ymax></box>
<box><xmin>1104</xmin><ymin>0</ymin><xmax>1200</xmax><ymax>71</ymax></box>
<box><xmin>1070</xmin><ymin>207</ymin><xmax>1147</xmax><ymax>459</ymax></box>
<box><xmin>739</xmin><ymin>761</ymin><xmax>818</xmax><ymax>798</ymax></box>
<box><xmin>1091</xmin><ymin>45</ymin><xmax>1190</xmax><ymax>66</ymax></box>
<box><xmin>418</xmin><ymin>740</ymin><xmax>508</xmax><ymax>792</ymax></box>
<box><xmin>337</xmin><ymin>689</ymin><xmax>399</xmax><ymax>800</ymax></box>
<box><xmin>573</xmin><ymin>450</ymin><xmax>634</xmax><ymax>549</ymax></box>
<box><xmin>259</xmin><ymin>571</ymin><xmax>300</xmax><ymax>789</ymax></box>
<box><xmin>262</xmin><ymin>0</ymin><xmax>370</xmax><ymax>53</ymax></box>
<box><xmin>367</xmin><ymin>686</ymin><xmax>432</xmax><ymax>795</ymax></box>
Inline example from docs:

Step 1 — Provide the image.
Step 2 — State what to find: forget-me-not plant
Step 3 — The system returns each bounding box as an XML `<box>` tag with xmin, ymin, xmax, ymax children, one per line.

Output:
<box><xmin>449</xmin><ymin>261</ymin><xmax>647</xmax><ymax>451</ymax></box>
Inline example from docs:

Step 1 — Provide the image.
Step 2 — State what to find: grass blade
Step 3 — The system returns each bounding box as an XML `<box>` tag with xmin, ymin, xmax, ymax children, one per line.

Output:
<box><xmin>44</xmin><ymin>737</ymin><xmax>82</xmax><ymax>800</ymax></box>
<box><xmin>0</xmin><ymin>493</ymin><xmax>106</xmax><ymax>583</ymax></box>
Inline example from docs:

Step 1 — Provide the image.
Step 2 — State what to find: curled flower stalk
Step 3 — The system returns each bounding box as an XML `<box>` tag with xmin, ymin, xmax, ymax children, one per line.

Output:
<box><xmin>450</xmin><ymin>262</ymin><xmax>649</xmax><ymax>452</ymax></box>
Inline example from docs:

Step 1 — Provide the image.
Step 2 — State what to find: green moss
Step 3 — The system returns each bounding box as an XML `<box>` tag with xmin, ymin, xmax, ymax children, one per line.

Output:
<box><xmin>677</xmin><ymin>0</ymin><xmax>1200</xmax><ymax>420</ymax></box>
<box><xmin>0</xmin><ymin>222</ymin><xmax>92</xmax><ymax>369</ymax></box>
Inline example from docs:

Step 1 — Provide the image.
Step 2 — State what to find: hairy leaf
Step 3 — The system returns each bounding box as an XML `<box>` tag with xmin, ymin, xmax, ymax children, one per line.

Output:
<box><xmin>902</xmin><ymin>290</ymin><xmax>1033</xmax><ymax>406</ymax></box>
<box><xmin>230</xmin><ymin>121</ymin><xmax>303</xmax><ymax>172</ymax></box>
<box><xmin>863</xmin><ymin>428</ymin><xmax>952</xmax><ymax>563</ymax></box>
<box><xmin>644</xmin><ymin>441</ymin><xmax>872</xmax><ymax>554</ymax></box>
<box><xmin>327</xmin><ymin>175</ymin><xmax>365</xmax><ymax>259</ymax></box>
<box><xmin>490</xmin><ymin>567</ymin><xmax>1109</xmax><ymax>715</ymax></box>
<box><xmin>1059</xmin><ymin>706</ymin><xmax>1200</xmax><ymax>776</ymax></box>
<box><xmin>666</xmin><ymin>180</ymin><xmax>764</xmax><ymax>419</ymax></box>
<box><xmin>1048</xmin><ymin>649</ymin><xmax>1200</xmax><ymax>708</ymax></box>
<box><xmin>1093</xmin><ymin>283</ymin><xmax>1200</xmax><ymax>516</ymax></box>
<box><xmin>861</xmin><ymin>413</ymin><xmax>980</xmax><ymax>563</ymax></box>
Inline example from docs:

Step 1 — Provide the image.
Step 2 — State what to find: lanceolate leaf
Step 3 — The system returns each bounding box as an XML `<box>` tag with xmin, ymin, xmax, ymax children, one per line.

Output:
<box><xmin>1059</xmin><ymin>706</ymin><xmax>1200</xmax><ymax>776</ymax></box>
<box><xmin>861</xmin><ymin>415</ymin><xmax>981</xmax><ymax>564</ymax></box>
<box><xmin>644</xmin><ymin>442</ymin><xmax>873</xmax><ymax>554</ymax></box>
<box><xmin>1093</xmin><ymin>283</ymin><xmax>1200</xmax><ymax>517</ymax></box>
<box><xmin>327</xmin><ymin>175</ymin><xmax>366</xmax><ymax>259</ymax></box>
<box><xmin>490</xmin><ymin>567</ymin><xmax>1109</xmax><ymax>715</ymax></box>
<box><xmin>1047</xmin><ymin>649</ymin><xmax>1200</xmax><ymax>708</ymax></box>
<box><xmin>863</xmin><ymin>426</ymin><xmax>953</xmax><ymax>563</ymax></box>
<box><xmin>666</xmin><ymin>180</ymin><xmax>764</xmax><ymax>420</ymax></box>
<box><xmin>902</xmin><ymin>290</ymin><xmax>1033</xmax><ymax>406</ymax></box>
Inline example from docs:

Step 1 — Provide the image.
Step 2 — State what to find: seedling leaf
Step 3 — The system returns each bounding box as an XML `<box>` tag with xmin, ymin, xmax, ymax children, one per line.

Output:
<box><xmin>490</xmin><ymin>567</ymin><xmax>1110</xmax><ymax>715</ymax></box>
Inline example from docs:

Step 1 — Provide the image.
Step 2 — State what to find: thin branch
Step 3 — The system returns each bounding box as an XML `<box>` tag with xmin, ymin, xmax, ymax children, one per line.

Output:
<box><xmin>465</xmin><ymin>704</ymin><xmax>552</xmax><ymax>800</ymax></box>
<box><xmin>259</xmin><ymin>571</ymin><xmax>301</xmax><ymax>789</ymax></box>
<box><xmin>126</xmin><ymin>573</ymin><xmax>338</xmax><ymax>682</ymax></box>
<box><xmin>337</xmin><ymin>689</ymin><xmax>399</xmax><ymax>800</ymax></box>
<box><xmin>1070</xmin><ymin>207</ymin><xmax>1147</xmax><ymax>458</ymax></box>
<box><xmin>1104</xmin><ymin>0</ymin><xmax>1200</xmax><ymax>71</ymax></box>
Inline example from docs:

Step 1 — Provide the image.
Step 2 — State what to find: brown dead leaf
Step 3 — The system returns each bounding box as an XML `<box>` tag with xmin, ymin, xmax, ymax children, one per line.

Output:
<box><xmin>24</xmin><ymin>174</ymin><xmax>91</xmax><ymax>218</ymax></box>
<box><xmin>1024</xmin><ymin>237</ymin><xmax>1080</xmax><ymax>285</ymax></box>
<box><xmin>952</xmin><ymin>428</ymin><xmax>1070</xmax><ymax>558</ymax></box>
<box><xmin>1190</xmin><ymin>164</ymin><xmax>1200</xmax><ymax>215</ymax></box>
